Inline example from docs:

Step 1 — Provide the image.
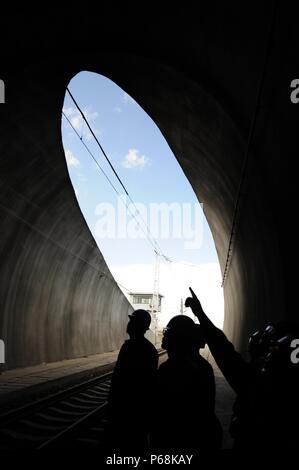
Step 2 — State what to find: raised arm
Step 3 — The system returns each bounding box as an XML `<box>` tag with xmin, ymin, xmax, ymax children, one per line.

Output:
<box><xmin>185</xmin><ymin>287</ymin><xmax>253</xmax><ymax>394</ymax></box>
<box><xmin>185</xmin><ymin>287</ymin><xmax>215</xmax><ymax>331</ymax></box>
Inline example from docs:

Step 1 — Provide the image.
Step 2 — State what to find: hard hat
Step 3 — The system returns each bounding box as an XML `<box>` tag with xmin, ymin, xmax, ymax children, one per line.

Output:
<box><xmin>128</xmin><ymin>309</ymin><xmax>151</xmax><ymax>330</ymax></box>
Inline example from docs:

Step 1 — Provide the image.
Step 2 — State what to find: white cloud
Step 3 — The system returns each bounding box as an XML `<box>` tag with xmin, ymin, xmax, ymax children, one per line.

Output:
<box><xmin>65</xmin><ymin>149</ymin><xmax>80</xmax><ymax>167</ymax></box>
<box><xmin>114</xmin><ymin>106</ymin><xmax>122</xmax><ymax>113</ymax></box>
<box><xmin>63</xmin><ymin>106</ymin><xmax>99</xmax><ymax>141</ymax></box>
<box><xmin>122</xmin><ymin>148</ymin><xmax>150</xmax><ymax>169</ymax></box>
<box><xmin>110</xmin><ymin>262</ymin><xmax>224</xmax><ymax>329</ymax></box>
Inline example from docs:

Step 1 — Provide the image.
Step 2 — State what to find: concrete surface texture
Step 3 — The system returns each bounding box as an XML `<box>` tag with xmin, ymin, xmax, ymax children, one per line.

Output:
<box><xmin>0</xmin><ymin>5</ymin><xmax>298</xmax><ymax>369</ymax></box>
<box><xmin>0</xmin><ymin>351</ymin><xmax>119</xmax><ymax>403</ymax></box>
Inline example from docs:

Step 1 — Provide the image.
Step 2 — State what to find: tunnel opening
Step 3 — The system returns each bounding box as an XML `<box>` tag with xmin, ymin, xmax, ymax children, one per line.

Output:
<box><xmin>61</xmin><ymin>71</ymin><xmax>224</xmax><ymax>350</ymax></box>
<box><xmin>1</xmin><ymin>8</ymin><xmax>299</xmax><ymax>451</ymax></box>
<box><xmin>0</xmin><ymin>50</ymin><xmax>286</xmax><ymax>372</ymax></box>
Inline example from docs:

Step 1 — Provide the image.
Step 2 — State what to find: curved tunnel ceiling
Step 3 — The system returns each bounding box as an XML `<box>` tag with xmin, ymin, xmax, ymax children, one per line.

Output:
<box><xmin>0</xmin><ymin>5</ymin><xmax>297</xmax><ymax>369</ymax></box>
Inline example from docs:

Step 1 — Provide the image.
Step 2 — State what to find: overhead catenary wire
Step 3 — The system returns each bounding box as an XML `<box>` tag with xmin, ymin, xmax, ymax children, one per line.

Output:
<box><xmin>64</xmin><ymin>90</ymin><xmax>168</xmax><ymax>261</ymax></box>
<box><xmin>167</xmin><ymin>258</ymin><xmax>205</xmax><ymax>268</ymax></box>
<box><xmin>64</xmin><ymin>87</ymin><xmax>213</xmax><ymax>304</ymax></box>
<box><xmin>66</xmin><ymin>88</ymin><xmax>129</xmax><ymax>197</ymax></box>
<box><xmin>62</xmin><ymin>112</ymin><xmax>162</xmax><ymax>256</ymax></box>
<box><xmin>67</xmin><ymin>87</ymin><xmax>164</xmax><ymax>258</ymax></box>
<box><xmin>66</xmin><ymin>88</ymin><xmax>168</xmax><ymax>259</ymax></box>
<box><xmin>62</xmin><ymin>111</ymin><xmax>121</xmax><ymax>196</ymax></box>
<box><xmin>0</xmin><ymin>93</ymin><xmax>214</xmax><ymax>306</ymax></box>
<box><xmin>64</xmin><ymin>106</ymin><xmax>207</xmax><ymax>272</ymax></box>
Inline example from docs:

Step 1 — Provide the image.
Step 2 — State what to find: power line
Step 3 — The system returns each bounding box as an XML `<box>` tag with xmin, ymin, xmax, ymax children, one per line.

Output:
<box><xmin>170</xmin><ymin>259</ymin><xmax>201</xmax><ymax>268</ymax></box>
<box><xmin>66</xmin><ymin>88</ymin><xmax>165</xmax><ymax>256</ymax></box>
<box><xmin>64</xmin><ymin>88</ymin><xmax>212</xmax><ymax>300</ymax></box>
<box><xmin>66</xmin><ymin>88</ymin><xmax>129</xmax><ymax>196</ymax></box>
<box><xmin>63</xmin><ymin>111</ymin><xmax>123</xmax><ymax>197</ymax></box>
<box><xmin>64</xmin><ymin>91</ymin><xmax>167</xmax><ymax>259</ymax></box>
<box><xmin>64</xmin><ymin>110</ymin><xmax>206</xmax><ymax>272</ymax></box>
<box><xmin>159</xmin><ymin>252</ymin><xmax>206</xmax><ymax>269</ymax></box>
<box><xmin>62</xmin><ymin>112</ymin><xmax>161</xmax><ymax>255</ymax></box>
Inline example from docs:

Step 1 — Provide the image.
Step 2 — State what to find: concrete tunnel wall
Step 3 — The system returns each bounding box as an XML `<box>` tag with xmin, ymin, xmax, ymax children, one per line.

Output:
<box><xmin>0</xmin><ymin>70</ymin><xmax>133</xmax><ymax>369</ymax></box>
<box><xmin>1</xmin><ymin>5</ymin><xmax>298</xmax><ymax>369</ymax></box>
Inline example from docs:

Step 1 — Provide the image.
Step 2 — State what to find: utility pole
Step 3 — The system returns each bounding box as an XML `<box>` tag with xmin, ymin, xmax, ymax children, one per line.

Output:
<box><xmin>151</xmin><ymin>250</ymin><xmax>160</xmax><ymax>345</ymax></box>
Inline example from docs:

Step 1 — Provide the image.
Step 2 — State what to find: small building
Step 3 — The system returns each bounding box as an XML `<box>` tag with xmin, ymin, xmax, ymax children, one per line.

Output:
<box><xmin>129</xmin><ymin>292</ymin><xmax>163</xmax><ymax>314</ymax></box>
<box><xmin>128</xmin><ymin>292</ymin><xmax>164</xmax><ymax>346</ymax></box>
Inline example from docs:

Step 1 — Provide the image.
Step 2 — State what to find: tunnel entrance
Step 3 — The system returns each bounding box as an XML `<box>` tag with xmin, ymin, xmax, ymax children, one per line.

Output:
<box><xmin>1</xmin><ymin>49</ymin><xmax>285</xmax><ymax>371</ymax></box>
<box><xmin>1</xmin><ymin>7</ymin><xmax>298</xmax><ymax>451</ymax></box>
<box><xmin>61</xmin><ymin>71</ymin><xmax>224</xmax><ymax>345</ymax></box>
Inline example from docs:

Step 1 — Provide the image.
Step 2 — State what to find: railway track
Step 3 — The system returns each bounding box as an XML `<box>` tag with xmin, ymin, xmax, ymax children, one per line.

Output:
<box><xmin>0</xmin><ymin>350</ymin><xmax>166</xmax><ymax>449</ymax></box>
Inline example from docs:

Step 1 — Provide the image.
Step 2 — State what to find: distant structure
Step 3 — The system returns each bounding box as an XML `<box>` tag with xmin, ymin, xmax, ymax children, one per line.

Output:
<box><xmin>0</xmin><ymin>79</ymin><xmax>5</xmax><ymax>104</ymax></box>
<box><xmin>129</xmin><ymin>292</ymin><xmax>163</xmax><ymax>313</ymax></box>
<box><xmin>129</xmin><ymin>292</ymin><xmax>164</xmax><ymax>345</ymax></box>
<box><xmin>0</xmin><ymin>339</ymin><xmax>5</xmax><ymax>364</ymax></box>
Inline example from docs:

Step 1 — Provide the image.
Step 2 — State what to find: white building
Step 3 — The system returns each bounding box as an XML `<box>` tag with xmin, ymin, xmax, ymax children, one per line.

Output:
<box><xmin>129</xmin><ymin>292</ymin><xmax>163</xmax><ymax>346</ymax></box>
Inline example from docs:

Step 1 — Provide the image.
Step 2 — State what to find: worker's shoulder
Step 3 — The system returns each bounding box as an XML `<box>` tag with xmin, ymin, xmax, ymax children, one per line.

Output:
<box><xmin>117</xmin><ymin>339</ymin><xmax>134</xmax><ymax>355</ymax></box>
<box><xmin>157</xmin><ymin>359</ymin><xmax>170</xmax><ymax>373</ymax></box>
<box><xmin>197</xmin><ymin>355</ymin><xmax>214</xmax><ymax>373</ymax></box>
<box><xmin>119</xmin><ymin>339</ymin><xmax>130</xmax><ymax>349</ymax></box>
<box><xmin>143</xmin><ymin>337</ymin><xmax>158</xmax><ymax>355</ymax></box>
<box><xmin>120</xmin><ymin>338</ymin><xmax>157</xmax><ymax>356</ymax></box>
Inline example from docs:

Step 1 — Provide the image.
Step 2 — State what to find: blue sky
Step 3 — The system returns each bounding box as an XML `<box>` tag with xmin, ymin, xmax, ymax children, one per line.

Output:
<box><xmin>61</xmin><ymin>71</ymin><xmax>224</xmax><ymax>326</ymax></box>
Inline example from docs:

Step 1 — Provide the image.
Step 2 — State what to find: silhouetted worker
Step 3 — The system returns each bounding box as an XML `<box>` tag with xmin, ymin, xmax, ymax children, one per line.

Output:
<box><xmin>229</xmin><ymin>322</ymin><xmax>281</xmax><ymax>440</ymax></box>
<box><xmin>185</xmin><ymin>287</ymin><xmax>299</xmax><ymax>449</ymax></box>
<box><xmin>107</xmin><ymin>309</ymin><xmax>158</xmax><ymax>454</ymax></box>
<box><xmin>151</xmin><ymin>315</ymin><xmax>222</xmax><ymax>453</ymax></box>
<box><xmin>257</xmin><ymin>329</ymin><xmax>299</xmax><ymax>449</ymax></box>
